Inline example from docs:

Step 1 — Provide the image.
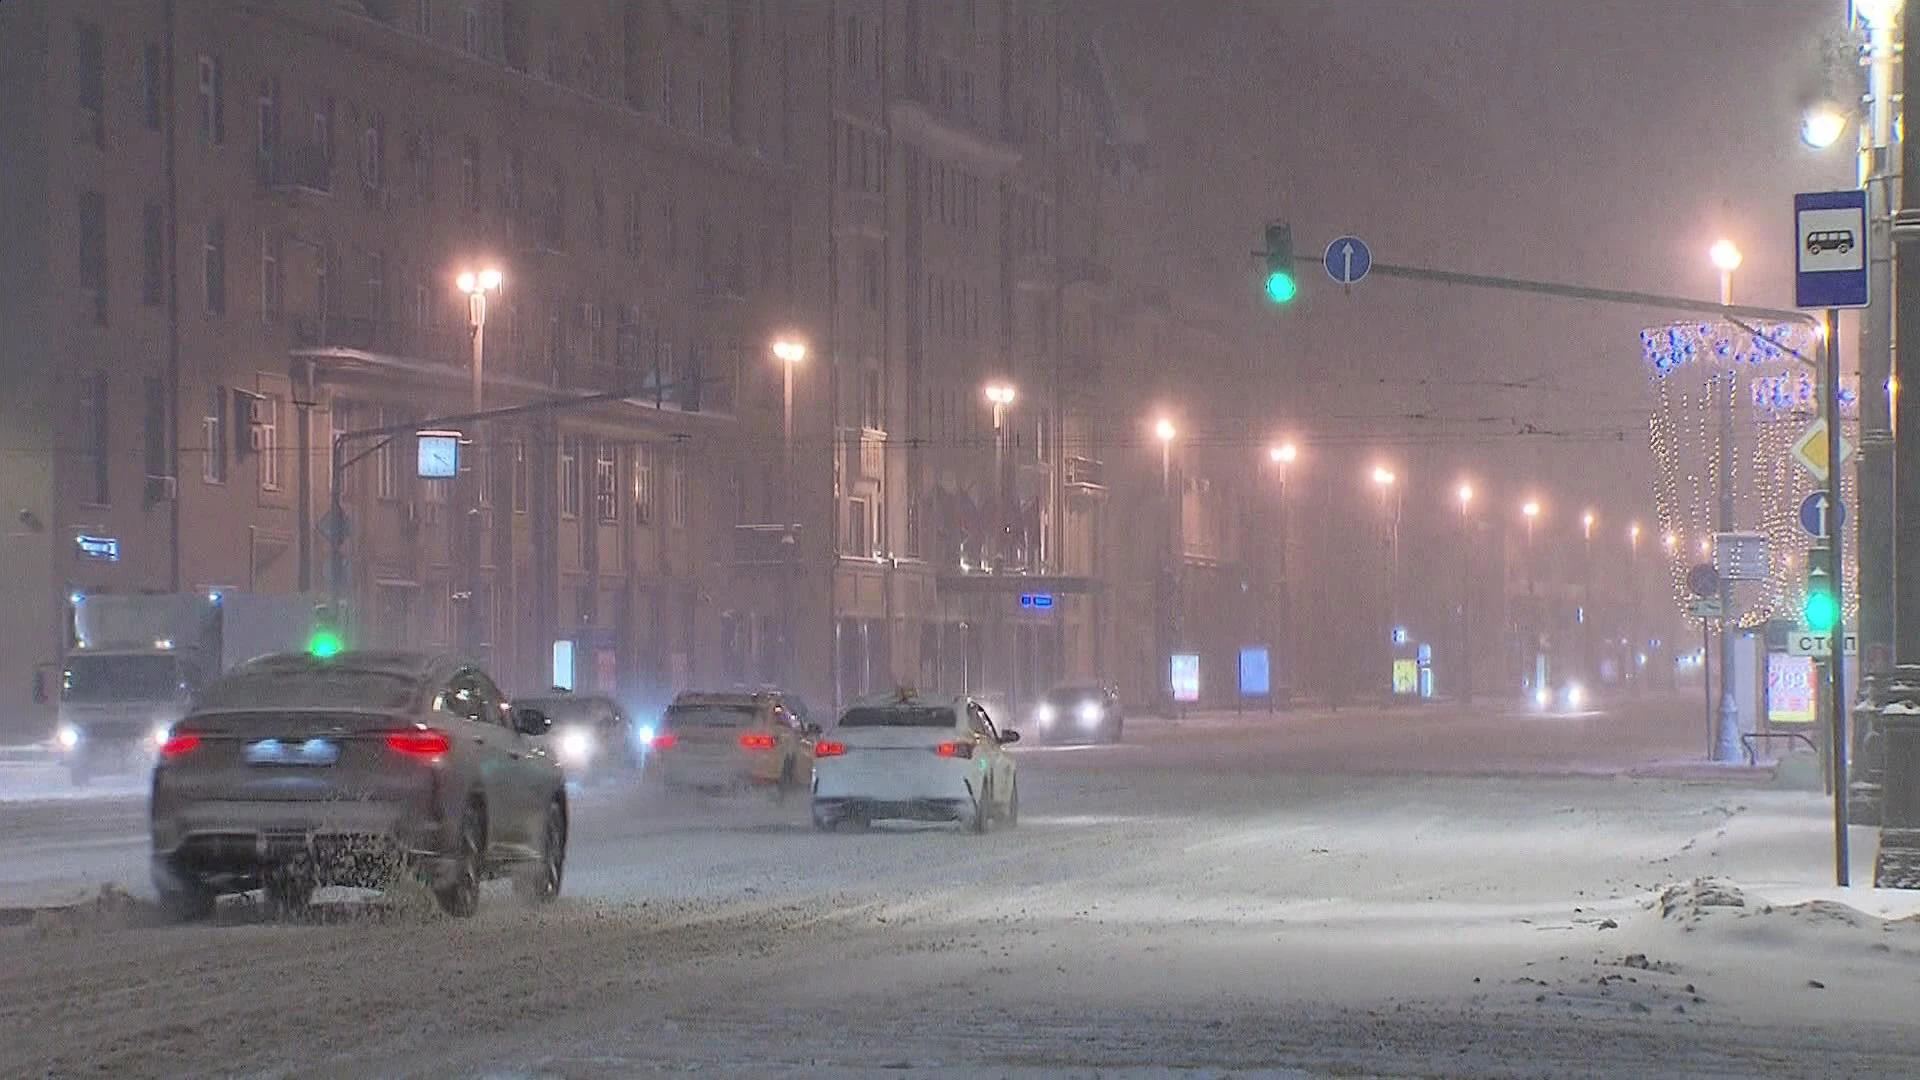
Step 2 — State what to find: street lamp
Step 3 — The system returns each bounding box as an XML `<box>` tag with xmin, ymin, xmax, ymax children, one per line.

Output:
<box><xmin>1629</xmin><ymin>522</ymin><xmax>1643</xmax><ymax>696</ymax></box>
<box><xmin>771</xmin><ymin>335</ymin><xmax>808</xmax><ymax>683</ymax></box>
<box><xmin>1521</xmin><ymin>498</ymin><xmax>1542</xmax><ymax>700</ymax></box>
<box><xmin>1457</xmin><ymin>483</ymin><xmax>1475</xmax><ymax>703</ymax></box>
<box><xmin>1270</xmin><ymin>441</ymin><xmax>1298</xmax><ymax>466</ymax></box>
<box><xmin>1709</xmin><ymin>240</ymin><xmax>1742</xmax><ymax>307</ymax></box>
<box><xmin>1580</xmin><ymin>510</ymin><xmax>1597</xmax><ymax>686</ymax></box>
<box><xmin>984</xmin><ymin>382</ymin><xmax>1018</xmax><ymax>568</ymax></box>
<box><xmin>1372</xmin><ymin>466</ymin><xmax>1402</xmax><ymax>686</ymax></box>
<box><xmin>1802</xmin><ymin>104</ymin><xmax>1849</xmax><ymax>150</ymax></box>
<box><xmin>1154</xmin><ymin>418</ymin><xmax>1177</xmax><ymax>490</ymax></box>
<box><xmin>455</xmin><ymin>266</ymin><xmax>503</xmax><ymax>661</ymax></box>
<box><xmin>1153</xmin><ymin>417</ymin><xmax>1180</xmax><ymax>716</ymax></box>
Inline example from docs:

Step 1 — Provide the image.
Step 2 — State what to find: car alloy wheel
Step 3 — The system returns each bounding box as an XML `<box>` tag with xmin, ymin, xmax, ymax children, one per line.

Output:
<box><xmin>435</xmin><ymin>802</ymin><xmax>484</xmax><ymax>918</ymax></box>
<box><xmin>515</xmin><ymin>800</ymin><xmax>566</xmax><ymax>904</ymax></box>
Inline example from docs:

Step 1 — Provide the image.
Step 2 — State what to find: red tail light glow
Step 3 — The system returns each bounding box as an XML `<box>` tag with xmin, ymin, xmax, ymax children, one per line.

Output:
<box><xmin>651</xmin><ymin>733</ymin><xmax>678</xmax><ymax>750</ymax></box>
<box><xmin>935</xmin><ymin>741</ymin><xmax>974</xmax><ymax>759</ymax></box>
<box><xmin>385</xmin><ymin>728</ymin><xmax>452</xmax><ymax>758</ymax></box>
<box><xmin>159</xmin><ymin>733</ymin><xmax>201</xmax><ymax>760</ymax></box>
<box><xmin>739</xmin><ymin>732</ymin><xmax>778</xmax><ymax>751</ymax></box>
<box><xmin>813</xmin><ymin>740</ymin><xmax>847</xmax><ymax>758</ymax></box>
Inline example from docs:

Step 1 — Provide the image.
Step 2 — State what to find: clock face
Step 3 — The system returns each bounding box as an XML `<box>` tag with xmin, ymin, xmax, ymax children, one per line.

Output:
<box><xmin>418</xmin><ymin>436</ymin><xmax>459</xmax><ymax>479</ymax></box>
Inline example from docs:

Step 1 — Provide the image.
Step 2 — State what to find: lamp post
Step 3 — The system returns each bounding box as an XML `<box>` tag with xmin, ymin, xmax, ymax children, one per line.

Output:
<box><xmin>1582</xmin><ymin>510</ymin><xmax>1597</xmax><ymax>689</ymax></box>
<box><xmin>1373</xmin><ymin>466</ymin><xmax>1400</xmax><ymax>695</ymax></box>
<box><xmin>1709</xmin><ymin>239</ymin><xmax>1742</xmax><ymax>762</ymax></box>
<box><xmin>1457</xmin><ymin>483</ymin><xmax>1475</xmax><ymax>704</ymax></box>
<box><xmin>1269</xmin><ymin>442</ymin><xmax>1299</xmax><ymax>707</ymax></box>
<box><xmin>1155</xmin><ymin>418</ymin><xmax>1179</xmax><ymax>715</ymax></box>
<box><xmin>455</xmin><ymin>267</ymin><xmax>502</xmax><ymax>662</ymax></box>
<box><xmin>986</xmin><ymin>382</ymin><xmax>1018</xmax><ymax>568</ymax></box>
<box><xmin>772</xmin><ymin>336</ymin><xmax>807</xmax><ymax>683</ymax></box>
<box><xmin>1629</xmin><ymin>522</ymin><xmax>1643</xmax><ymax>696</ymax></box>
<box><xmin>1522</xmin><ymin>499</ymin><xmax>1541</xmax><ymax>696</ymax></box>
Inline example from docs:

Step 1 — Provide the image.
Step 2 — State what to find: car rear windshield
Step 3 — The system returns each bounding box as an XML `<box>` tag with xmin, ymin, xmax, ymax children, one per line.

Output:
<box><xmin>196</xmin><ymin>670</ymin><xmax>418</xmax><ymax>712</ymax></box>
<box><xmin>1045</xmin><ymin>687</ymin><xmax>1104</xmax><ymax>703</ymax></box>
<box><xmin>666</xmin><ymin>703</ymin><xmax>758</xmax><ymax>727</ymax></box>
<box><xmin>63</xmin><ymin>654</ymin><xmax>184</xmax><ymax>703</ymax></box>
<box><xmin>839</xmin><ymin>706</ymin><xmax>957</xmax><ymax>728</ymax></box>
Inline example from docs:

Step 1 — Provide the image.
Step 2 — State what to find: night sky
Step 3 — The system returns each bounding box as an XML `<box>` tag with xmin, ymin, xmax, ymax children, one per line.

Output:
<box><xmin>1085</xmin><ymin>0</ymin><xmax>1846</xmax><ymax>534</ymax></box>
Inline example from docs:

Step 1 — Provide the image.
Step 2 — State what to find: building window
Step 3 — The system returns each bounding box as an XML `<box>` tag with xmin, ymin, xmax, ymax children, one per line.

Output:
<box><xmin>202</xmin><ymin>386</ymin><xmax>227</xmax><ymax>484</ymax></box>
<box><xmin>905</xmin><ymin>496</ymin><xmax>922</xmax><ymax>559</ymax></box>
<box><xmin>81</xmin><ymin>370</ymin><xmax>109</xmax><ymax>506</ymax></box>
<box><xmin>361</xmin><ymin>113</ymin><xmax>384</xmax><ymax>191</ymax></box>
<box><xmin>76</xmin><ymin>19</ymin><xmax>104</xmax><ymax>148</ymax></box>
<box><xmin>460</xmin><ymin>136</ymin><xmax>481</xmax><ymax>210</ymax></box>
<box><xmin>511</xmin><ymin>438</ymin><xmax>528</xmax><ymax>513</ymax></box>
<box><xmin>844</xmin><ymin>498</ymin><xmax>871</xmax><ymax>555</ymax></box>
<box><xmin>413</xmin><ymin>0</ymin><xmax>433</xmax><ymax>35</ymax></box>
<box><xmin>579</xmin><ymin>302</ymin><xmax>603</xmax><ymax>368</ymax></box>
<box><xmin>667</xmin><ymin>450</ymin><xmax>686</xmax><ymax>528</ymax></box>
<box><xmin>202</xmin><ymin>218</ymin><xmax>226</xmax><ymax>314</ymax></box>
<box><xmin>257</xmin><ymin>394</ymin><xmax>281</xmax><ymax>491</ymax></box>
<box><xmin>595</xmin><ymin>444</ymin><xmax>619</xmax><ymax>523</ymax></box>
<box><xmin>197</xmin><ymin>55</ymin><xmax>223</xmax><ymax>145</ymax></box>
<box><xmin>143</xmin><ymin>43</ymin><xmax>163</xmax><ymax>131</ymax></box>
<box><xmin>375</xmin><ymin>410</ymin><xmax>398</xmax><ymax>500</ymax></box>
<box><xmin>862</xmin><ymin>251</ymin><xmax>880</xmax><ymax>309</ymax></box>
<box><xmin>464</xmin><ymin>4</ymin><xmax>484</xmax><ymax>54</ymax></box>
<box><xmin>408</xmin><ymin>129</ymin><xmax>434</xmax><ymax>203</ymax></box>
<box><xmin>633</xmin><ymin>445</ymin><xmax>654</xmax><ymax>524</ymax></box>
<box><xmin>862</xmin><ymin>368</ymin><xmax>882</xmax><ymax>430</ymax></box>
<box><xmin>143</xmin><ymin>377</ymin><xmax>167</xmax><ymax>483</ymax></box>
<box><xmin>623</xmin><ymin>190</ymin><xmax>642</xmax><ymax>259</ymax></box>
<box><xmin>78</xmin><ymin>190</ymin><xmax>107</xmax><ymax>326</ymax></box>
<box><xmin>256</xmin><ymin>76</ymin><xmax>280</xmax><ymax>178</ymax></box>
<box><xmin>260</xmin><ymin>230</ymin><xmax>281</xmax><ymax>322</ymax></box>
<box><xmin>559</xmin><ymin>436</ymin><xmax>581</xmax><ymax>518</ymax></box>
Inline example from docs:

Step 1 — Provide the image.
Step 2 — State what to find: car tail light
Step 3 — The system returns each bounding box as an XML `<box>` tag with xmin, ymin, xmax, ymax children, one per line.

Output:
<box><xmin>159</xmin><ymin>733</ymin><xmax>201</xmax><ymax>760</ymax></box>
<box><xmin>935</xmin><ymin>741</ymin><xmax>974</xmax><ymax>759</ymax></box>
<box><xmin>813</xmin><ymin>739</ymin><xmax>847</xmax><ymax>758</ymax></box>
<box><xmin>651</xmin><ymin>732</ymin><xmax>679</xmax><ymax>750</ymax></box>
<box><xmin>739</xmin><ymin>732</ymin><xmax>778</xmax><ymax>751</ymax></box>
<box><xmin>385</xmin><ymin>728</ymin><xmax>452</xmax><ymax>759</ymax></box>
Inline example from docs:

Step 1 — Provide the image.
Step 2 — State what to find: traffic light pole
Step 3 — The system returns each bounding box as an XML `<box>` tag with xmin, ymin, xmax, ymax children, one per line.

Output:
<box><xmin>1825</xmin><ymin>307</ymin><xmax>1851</xmax><ymax>887</ymax></box>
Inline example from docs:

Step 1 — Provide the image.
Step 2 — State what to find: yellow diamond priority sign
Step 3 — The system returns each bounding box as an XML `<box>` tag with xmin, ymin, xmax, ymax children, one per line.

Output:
<box><xmin>1791</xmin><ymin>419</ymin><xmax>1852</xmax><ymax>482</ymax></box>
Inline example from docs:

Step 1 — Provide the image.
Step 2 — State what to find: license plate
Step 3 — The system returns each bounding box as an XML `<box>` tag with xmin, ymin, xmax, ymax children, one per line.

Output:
<box><xmin>244</xmin><ymin>738</ymin><xmax>340</xmax><ymax>767</ymax></box>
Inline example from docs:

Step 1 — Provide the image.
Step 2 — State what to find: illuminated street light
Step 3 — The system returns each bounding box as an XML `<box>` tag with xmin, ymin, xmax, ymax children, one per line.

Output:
<box><xmin>1154</xmin><ymin>418</ymin><xmax>1177</xmax><ymax>443</ymax></box>
<box><xmin>1582</xmin><ymin>510</ymin><xmax>1596</xmax><ymax>541</ymax></box>
<box><xmin>1709</xmin><ymin>239</ymin><xmax>1743</xmax><ymax>274</ymax></box>
<box><xmin>984</xmin><ymin>383</ymin><xmax>1017</xmax><ymax>408</ymax></box>
<box><xmin>1457</xmin><ymin>483</ymin><xmax>1474</xmax><ymax>510</ymax></box>
<box><xmin>1522</xmin><ymin>500</ymin><xmax>1541</xmax><ymax>521</ymax></box>
<box><xmin>1802</xmin><ymin>104</ymin><xmax>1848</xmax><ymax>150</ymax></box>
<box><xmin>1371</xmin><ymin>465</ymin><xmax>1396</xmax><ymax>488</ymax></box>
<box><xmin>1270</xmin><ymin>441</ymin><xmax>1298</xmax><ymax>465</ymax></box>
<box><xmin>772</xmin><ymin>337</ymin><xmax>808</xmax><ymax>365</ymax></box>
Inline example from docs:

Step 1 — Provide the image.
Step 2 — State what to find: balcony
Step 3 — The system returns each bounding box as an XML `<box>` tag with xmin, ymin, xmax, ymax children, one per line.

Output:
<box><xmin>1065</xmin><ymin>455</ymin><xmax>1106</xmax><ymax>493</ymax></box>
<box><xmin>259</xmin><ymin>144</ymin><xmax>332</xmax><ymax>199</ymax></box>
<box><xmin>733</xmin><ymin>524</ymin><xmax>802</xmax><ymax>567</ymax></box>
<box><xmin>290</xmin><ymin>315</ymin><xmax>464</xmax><ymax>367</ymax></box>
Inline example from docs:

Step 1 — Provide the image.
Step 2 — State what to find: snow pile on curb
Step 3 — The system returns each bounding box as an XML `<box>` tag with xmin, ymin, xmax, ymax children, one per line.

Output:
<box><xmin>1655</xmin><ymin>877</ymin><xmax>1747</xmax><ymax>926</ymax></box>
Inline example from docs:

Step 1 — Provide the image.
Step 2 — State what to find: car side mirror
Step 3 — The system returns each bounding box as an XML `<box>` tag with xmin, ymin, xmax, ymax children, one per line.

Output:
<box><xmin>999</xmin><ymin>729</ymin><xmax>1021</xmax><ymax>745</ymax></box>
<box><xmin>514</xmin><ymin>707</ymin><xmax>551</xmax><ymax>736</ymax></box>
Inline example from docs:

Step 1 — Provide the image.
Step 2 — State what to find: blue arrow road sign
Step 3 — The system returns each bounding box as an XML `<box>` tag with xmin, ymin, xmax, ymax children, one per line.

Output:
<box><xmin>1324</xmin><ymin>236</ymin><xmax>1371</xmax><ymax>286</ymax></box>
<box><xmin>1798</xmin><ymin>490</ymin><xmax>1845</xmax><ymax>539</ymax></box>
<box><xmin>1794</xmin><ymin>190</ymin><xmax>1868</xmax><ymax>309</ymax></box>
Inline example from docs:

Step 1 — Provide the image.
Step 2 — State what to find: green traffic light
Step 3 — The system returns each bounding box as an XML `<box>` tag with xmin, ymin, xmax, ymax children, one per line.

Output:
<box><xmin>309</xmin><ymin>630</ymin><xmax>345</xmax><ymax>659</ymax></box>
<box><xmin>1264</xmin><ymin>271</ymin><xmax>1298</xmax><ymax>304</ymax></box>
<box><xmin>1804</xmin><ymin>588</ymin><xmax>1839</xmax><ymax>634</ymax></box>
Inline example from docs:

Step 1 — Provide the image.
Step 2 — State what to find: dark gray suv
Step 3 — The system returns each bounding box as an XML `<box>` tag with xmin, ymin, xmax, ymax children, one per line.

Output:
<box><xmin>149</xmin><ymin>651</ymin><xmax>567</xmax><ymax>920</ymax></box>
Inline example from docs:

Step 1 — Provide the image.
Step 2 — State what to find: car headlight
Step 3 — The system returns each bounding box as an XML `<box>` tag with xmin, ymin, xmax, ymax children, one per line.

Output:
<box><xmin>1533</xmin><ymin>687</ymin><xmax>1551</xmax><ymax>710</ymax></box>
<box><xmin>1077</xmin><ymin>702</ymin><xmax>1104</xmax><ymax>726</ymax></box>
<box><xmin>150</xmin><ymin>723</ymin><xmax>172</xmax><ymax>748</ymax></box>
<box><xmin>56</xmin><ymin>724</ymin><xmax>80</xmax><ymax>750</ymax></box>
<box><xmin>558</xmin><ymin>728</ymin><xmax>595</xmax><ymax>764</ymax></box>
<box><xmin>1035</xmin><ymin>704</ymin><xmax>1056</xmax><ymax>726</ymax></box>
<box><xmin>635</xmin><ymin>724</ymin><xmax>656</xmax><ymax>751</ymax></box>
<box><xmin>1564</xmin><ymin>684</ymin><xmax>1585</xmax><ymax>709</ymax></box>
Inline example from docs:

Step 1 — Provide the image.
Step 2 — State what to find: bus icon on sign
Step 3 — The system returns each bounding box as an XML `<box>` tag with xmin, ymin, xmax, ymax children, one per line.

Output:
<box><xmin>1018</xmin><ymin>592</ymin><xmax>1054</xmax><ymax>610</ymax></box>
<box><xmin>1806</xmin><ymin>229</ymin><xmax>1855</xmax><ymax>256</ymax></box>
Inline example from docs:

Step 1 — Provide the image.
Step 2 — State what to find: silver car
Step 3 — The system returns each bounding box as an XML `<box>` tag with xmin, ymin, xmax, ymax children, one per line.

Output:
<box><xmin>149</xmin><ymin>651</ymin><xmax>567</xmax><ymax>920</ymax></box>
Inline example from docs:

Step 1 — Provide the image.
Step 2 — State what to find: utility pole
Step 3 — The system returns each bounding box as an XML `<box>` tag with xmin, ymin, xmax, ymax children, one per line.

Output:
<box><xmin>1857</xmin><ymin>9</ymin><xmax>1899</xmax><ymax>680</ymax></box>
<box><xmin>1896</xmin><ymin>0</ymin><xmax>1920</xmax><ymax>672</ymax></box>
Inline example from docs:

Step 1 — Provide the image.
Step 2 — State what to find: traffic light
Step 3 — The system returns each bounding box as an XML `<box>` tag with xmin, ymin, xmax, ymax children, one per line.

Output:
<box><xmin>309</xmin><ymin>604</ymin><xmax>345</xmax><ymax>659</ymax></box>
<box><xmin>1804</xmin><ymin>544</ymin><xmax>1839</xmax><ymax>634</ymax></box>
<box><xmin>1263</xmin><ymin>223</ymin><xmax>1298</xmax><ymax>304</ymax></box>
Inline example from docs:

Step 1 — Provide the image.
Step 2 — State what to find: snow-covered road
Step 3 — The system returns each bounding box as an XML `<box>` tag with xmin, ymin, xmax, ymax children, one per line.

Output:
<box><xmin>3</xmin><ymin>695</ymin><xmax>1917</xmax><ymax>1078</ymax></box>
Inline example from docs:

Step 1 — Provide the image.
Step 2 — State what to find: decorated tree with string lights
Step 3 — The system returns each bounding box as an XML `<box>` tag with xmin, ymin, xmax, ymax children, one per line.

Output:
<box><xmin>1642</xmin><ymin>319</ymin><xmax>1856</xmax><ymax>630</ymax></box>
